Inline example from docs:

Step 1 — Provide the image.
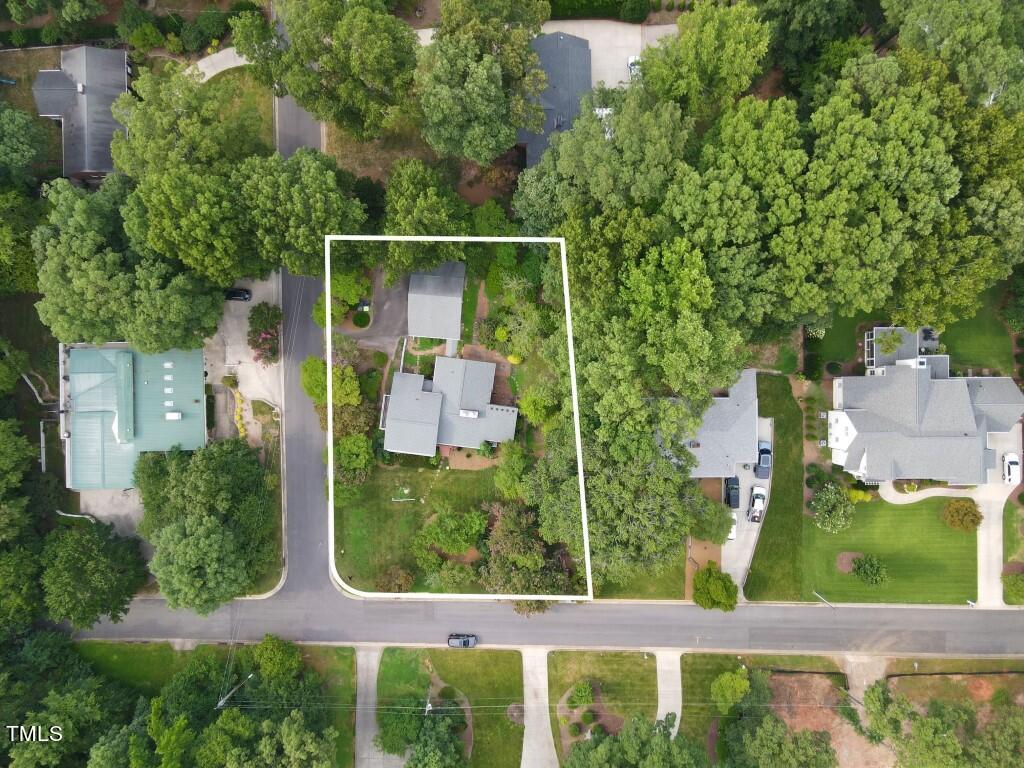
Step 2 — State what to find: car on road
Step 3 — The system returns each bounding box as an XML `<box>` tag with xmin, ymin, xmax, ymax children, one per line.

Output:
<box><xmin>755</xmin><ymin>441</ymin><xmax>772</xmax><ymax>479</ymax></box>
<box><xmin>1004</xmin><ymin>453</ymin><xmax>1021</xmax><ymax>485</ymax></box>
<box><xmin>725</xmin><ymin>476</ymin><xmax>740</xmax><ymax>509</ymax></box>
<box><xmin>447</xmin><ymin>633</ymin><xmax>478</xmax><ymax>648</ymax></box>
<box><xmin>224</xmin><ymin>288</ymin><xmax>252</xmax><ymax>302</ymax></box>
<box><xmin>748</xmin><ymin>485</ymin><xmax>767</xmax><ymax>523</ymax></box>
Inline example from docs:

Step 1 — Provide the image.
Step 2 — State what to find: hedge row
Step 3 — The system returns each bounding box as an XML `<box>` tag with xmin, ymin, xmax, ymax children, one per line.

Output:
<box><xmin>550</xmin><ymin>0</ymin><xmax>649</xmax><ymax>23</ymax></box>
<box><xmin>0</xmin><ymin>23</ymin><xmax>117</xmax><ymax>48</ymax></box>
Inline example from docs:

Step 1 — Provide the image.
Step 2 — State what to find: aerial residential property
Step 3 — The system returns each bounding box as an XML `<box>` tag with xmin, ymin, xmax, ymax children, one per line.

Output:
<box><xmin>32</xmin><ymin>45</ymin><xmax>128</xmax><ymax>179</ymax></box>
<box><xmin>406</xmin><ymin>261</ymin><xmax>466</xmax><ymax>356</ymax></box>
<box><xmin>829</xmin><ymin>327</ymin><xmax>1024</xmax><ymax>485</ymax></box>
<box><xmin>59</xmin><ymin>343</ymin><xmax>206</xmax><ymax>490</ymax></box>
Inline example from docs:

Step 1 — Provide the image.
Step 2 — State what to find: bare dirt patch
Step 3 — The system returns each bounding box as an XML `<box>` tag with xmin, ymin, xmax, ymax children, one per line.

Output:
<box><xmin>771</xmin><ymin>673</ymin><xmax>894</xmax><ymax>768</ymax></box>
<box><xmin>684</xmin><ymin>539</ymin><xmax>722</xmax><ymax>600</ymax></box>
<box><xmin>750</xmin><ymin>67</ymin><xmax>785</xmax><ymax>100</ymax></box>
<box><xmin>1003</xmin><ymin>561</ymin><xmax>1024</xmax><ymax>575</ymax></box>
<box><xmin>447</xmin><ymin>449</ymin><xmax>500</xmax><ymax>471</ymax></box>
<box><xmin>397</xmin><ymin>0</ymin><xmax>441</xmax><ymax>29</ymax></box>
<box><xmin>698</xmin><ymin>477</ymin><xmax>723</xmax><ymax>503</ymax></box>
<box><xmin>836</xmin><ymin>552</ymin><xmax>863</xmax><ymax>574</ymax></box>
<box><xmin>506</xmin><ymin>703</ymin><xmax>524</xmax><ymax>726</ymax></box>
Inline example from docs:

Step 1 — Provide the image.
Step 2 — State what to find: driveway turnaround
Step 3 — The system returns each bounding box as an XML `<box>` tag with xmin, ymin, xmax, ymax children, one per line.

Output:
<box><xmin>655</xmin><ymin>651</ymin><xmax>682</xmax><ymax>736</ymax></box>
<box><xmin>520</xmin><ymin>648</ymin><xmax>559</xmax><ymax>768</ymax></box>
<box><xmin>356</xmin><ymin>648</ymin><xmax>406</xmax><ymax>768</ymax></box>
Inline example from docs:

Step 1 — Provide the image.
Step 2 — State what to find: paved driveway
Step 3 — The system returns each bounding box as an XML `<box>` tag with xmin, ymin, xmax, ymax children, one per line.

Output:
<box><xmin>722</xmin><ymin>417</ymin><xmax>773</xmax><ymax>592</ymax></box>
<box><xmin>341</xmin><ymin>270</ymin><xmax>409</xmax><ymax>353</ymax></box>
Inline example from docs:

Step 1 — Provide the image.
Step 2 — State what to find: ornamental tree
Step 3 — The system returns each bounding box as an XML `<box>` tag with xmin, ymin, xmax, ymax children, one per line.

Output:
<box><xmin>810</xmin><ymin>483</ymin><xmax>855</xmax><ymax>533</ymax></box>
<box><xmin>692</xmin><ymin>561</ymin><xmax>738</xmax><ymax>612</ymax></box>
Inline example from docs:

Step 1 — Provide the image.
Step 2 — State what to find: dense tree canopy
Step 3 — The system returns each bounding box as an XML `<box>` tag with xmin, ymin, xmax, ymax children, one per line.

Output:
<box><xmin>564</xmin><ymin>715</ymin><xmax>708</xmax><ymax>768</ymax></box>
<box><xmin>0</xmin><ymin>104</ymin><xmax>43</xmax><ymax>188</ymax></box>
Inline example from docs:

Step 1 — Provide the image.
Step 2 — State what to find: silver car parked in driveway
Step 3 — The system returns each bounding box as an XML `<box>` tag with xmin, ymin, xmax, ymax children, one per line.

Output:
<box><xmin>755</xmin><ymin>441</ymin><xmax>772</xmax><ymax>479</ymax></box>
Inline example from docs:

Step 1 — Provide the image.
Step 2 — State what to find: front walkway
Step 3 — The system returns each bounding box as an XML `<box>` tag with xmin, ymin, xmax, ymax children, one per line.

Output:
<box><xmin>520</xmin><ymin>648</ymin><xmax>559</xmax><ymax>768</ymax></box>
<box><xmin>654</xmin><ymin>651</ymin><xmax>681</xmax><ymax>736</ymax></box>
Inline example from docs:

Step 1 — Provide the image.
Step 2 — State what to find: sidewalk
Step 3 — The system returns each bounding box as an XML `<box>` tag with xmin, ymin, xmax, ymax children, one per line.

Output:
<box><xmin>520</xmin><ymin>648</ymin><xmax>559</xmax><ymax>768</ymax></box>
<box><xmin>655</xmin><ymin>650</ymin><xmax>681</xmax><ymax>735</ymax></box>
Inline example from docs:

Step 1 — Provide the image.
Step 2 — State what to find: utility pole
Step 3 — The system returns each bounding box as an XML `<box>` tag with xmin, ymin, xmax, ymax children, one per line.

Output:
<box><xmin>216</xmin><ymin>673</ymin><xmax>254</xmax><ymax>709</ymax></box>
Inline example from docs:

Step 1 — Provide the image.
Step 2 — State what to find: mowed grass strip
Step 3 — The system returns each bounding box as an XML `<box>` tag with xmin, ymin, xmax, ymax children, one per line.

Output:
<box><xmin>942</xmin><ymin>283</ymin><xmax>1014</xmax><ymax>374</ymax></box>
<box><xmin>744</xmin><ymin>374</ymin><xmax>804</xmax><ymax>601</ymax></box>
<box><xmin>377</xmin><ymin>648</ymin><xmax>524</xmax><ymax>768</ymax></box>
<box><xmin>302</xmin><ymin>646</ymin><xmax>357</xmax><ymax>768</ymax></box>
<box><xmin>335</xmin><ymin>466</ymin><xmax>498</xmax><ymax>591</ymax></box>
<box><xmin>74</xmin><ymin>641</ymin><xmax>202</xmax><ymax>697</ymax></box>
<box><xmin>801</xmin><ymin>497</ymin><xmax>977</xmax><ymax>603</ymax></box>
<box><xmin>547</xmin><ymin>651</ymin><xmax>657</xmax><ymax>761</ymax></box>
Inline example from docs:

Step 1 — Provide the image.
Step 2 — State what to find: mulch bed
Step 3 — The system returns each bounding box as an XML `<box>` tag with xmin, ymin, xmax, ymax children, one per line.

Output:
<box><xmin>836</xmin><ymin>552</ymin><xmax>863</xmax><ymax>574</ymax></box>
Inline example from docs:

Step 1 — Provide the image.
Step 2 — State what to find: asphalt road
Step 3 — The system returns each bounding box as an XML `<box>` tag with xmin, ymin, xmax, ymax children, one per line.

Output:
<box><xmin>76</xmin><ymin>58</ymin><xmax>1024</xmax><ymax>656</ymax></box>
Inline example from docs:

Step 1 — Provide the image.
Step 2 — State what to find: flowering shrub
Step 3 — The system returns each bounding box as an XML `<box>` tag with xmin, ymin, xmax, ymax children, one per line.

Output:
<box><xmin>248</xmin><ymin>302</ymin><xmax>283</xmax><ymax>366</ymax></box>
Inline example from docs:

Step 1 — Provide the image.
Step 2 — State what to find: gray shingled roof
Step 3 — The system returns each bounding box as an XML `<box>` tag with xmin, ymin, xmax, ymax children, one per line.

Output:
<box><xmin>383</xmin><ymin>357</ymin><xmax>518</xmax><ymax>456</ymax></box>
<box><xmin>516</xmin><ymin>33</ymin><xmax>591</xmax><ymax>168</ymax></box>
<box><xmin>833</xmin><ymin>361</ymin><xmax>1024</xmax><ymax>484</ymax></box>
<box><xmin>32</xmin><ymin>46</ymin><xmax>127</xmax><ymax>177</ymax></box>
<box><xmin>868</xmin><ymin>326</ymin><xmax>940</xmax><ymax>367</ymax></box>
<box><xmin>407</xmin><ymin>262</ymin><xmax>465</xmax><ymax>341</ymax></box>
<box><xmin>686</xmin><ymin>369</ymin><xmax>759</xmax><ymax>478</ymax></box>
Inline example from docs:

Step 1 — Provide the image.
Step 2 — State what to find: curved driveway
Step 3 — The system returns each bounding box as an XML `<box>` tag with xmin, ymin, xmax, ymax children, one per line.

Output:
<box><xmin>78</xmin><ymin>272</ymin><xmax>1024</xmax><ymax>656</ymax></box>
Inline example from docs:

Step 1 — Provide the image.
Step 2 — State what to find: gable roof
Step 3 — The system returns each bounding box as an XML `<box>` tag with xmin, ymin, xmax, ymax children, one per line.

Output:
<box><xmin>686</xmin><ymin>369</ymin><xmax>760</xmax><ymax>477</ymax></box>
<box><xmin>383</xmin><ymin>357</ymin><xmax>518</xmax><ymax>456</ymax></box>
<box><xmin>407</xmin><ymin>262</ymin><xmax>465</xmax><ymax>341</ymax></box>
<box><xmin>33</xmin><ymin>46</ymin><xmax>127</xmax><ymax>177</ymax></box>
<box><xmin>516</xmin><ymin>32</ymin><xmax>592</xmax><ymax>168</ymax></box>
<box><xmin>62</xmin><ymin>345</ymin><xmax>206</xmax><ymax>490</ymax></box>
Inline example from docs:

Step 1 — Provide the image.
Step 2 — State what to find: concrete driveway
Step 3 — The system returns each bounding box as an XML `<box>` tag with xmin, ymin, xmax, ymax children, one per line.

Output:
<box><xmin>723</xmin><ymin>417</ymin><xmax>774</xmax><ymax>593</ymax></box>
<box><xmin>340</xmin><ymin>270</ymin><xmax>409</xmax><ymax>354</ymax></box>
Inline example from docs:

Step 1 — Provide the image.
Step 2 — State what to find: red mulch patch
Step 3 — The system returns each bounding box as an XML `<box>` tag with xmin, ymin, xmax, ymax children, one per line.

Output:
<box><xmin>836</xmin><ymin>552</ymin><xmax>863</xmax><ymax>574</ymax></box>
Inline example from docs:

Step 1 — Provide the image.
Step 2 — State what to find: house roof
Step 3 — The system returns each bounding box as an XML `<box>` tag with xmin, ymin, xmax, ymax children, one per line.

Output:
<box><xmin>686</xmin><ymin>369</ymin><xmax>760</xmax><ymax>478</ymax></box>
<box><xmin>832</xmin><ymin>361</ymin><xmax>1024</xmax><ymax>484</ymax></box>
<box><xmin>407</xmin><ymin>262</ymin><xmax>465</xmax><ymax>341</ymax></box>
<box><xmin>64</xmin><ymin>346</ymin><xmax>206</xmax><ymax>490</ymax></box>
<box><xmin>868</xmin><ymin>326</ymin><xmax>940</xmax><ymax>367</ymax></box>
<box><xmin>383</xmin><ymin>357</ymin><xmax>518</xmax><ymax>456</ymax></box>
<box><xmin>32</xmin><ymin>46</ymin><xmax>127</xmax><ymax>177</ymax></box>
<box><xmin>516</xmin><ymin>33</ymin><xmax>591</xmax><ymax>168</ymax></box>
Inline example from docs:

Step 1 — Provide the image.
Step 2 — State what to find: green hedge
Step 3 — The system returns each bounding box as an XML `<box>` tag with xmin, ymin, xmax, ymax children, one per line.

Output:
<box><xmin>551</xmin><ymin>0</ymin><xmax>632</xmax><ymax>21</ymax></box>
<box><xmin>1</xmin><ymin>23</ymin><xmax>117</xmax><ymax>47</ymax></box>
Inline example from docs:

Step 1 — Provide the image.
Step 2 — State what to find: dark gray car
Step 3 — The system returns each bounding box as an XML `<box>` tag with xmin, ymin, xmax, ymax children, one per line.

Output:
<box><xmin>725</xmin><ymin>476</ymin><xmax>740</xmax><ymax>509</ymax></box>
<box><xmin>755</xmin><ymin>441</ymin><xmax>772</xmax><ymax>479</ymax></box>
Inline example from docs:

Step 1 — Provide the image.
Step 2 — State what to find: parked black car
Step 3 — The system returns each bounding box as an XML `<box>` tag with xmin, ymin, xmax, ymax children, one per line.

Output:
<box><xmin>725</xmin><ymin>476</ymin><xmax>740</xmax><ymax>509</ymax></box>
<box><xmin>755</xmin><ymin>441</ymin><xmax>772</xmax><ymax>479</ymax></box>
<box><xmin>224</xmin><ymin>288</ymin><xmax>252</xmax><ymax>302</ymax></box>
<box><xmin>447</xmin><ymin>633</ymin><xmax>478</xmax><ymax>648</ymax></box>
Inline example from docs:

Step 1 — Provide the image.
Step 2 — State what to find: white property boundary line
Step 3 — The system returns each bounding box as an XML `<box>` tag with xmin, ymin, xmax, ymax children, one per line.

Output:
<box><xmin>325</xmin><ymin>234</ymin><xmax>593</xmax><ymax>602</ymax></box>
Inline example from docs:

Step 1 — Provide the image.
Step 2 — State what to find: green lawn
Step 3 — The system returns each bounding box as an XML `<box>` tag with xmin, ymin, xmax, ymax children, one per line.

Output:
<box><xmin>942</xmin><ymin>283</ymin><xmax>1014</xmax><ymax>375</ymax></box>
<box><xmin>801</xmin><ymin>497</ymin><xmax>977</xmax><ymax>603</ymax></box>
<box><xmin>547</xmin><ymin>651</ymin><xmax>657</xmax><ymax>761</ymax></box>
<box><xmin>302</xmin><ymin>646</ymin><xmax>357</xmax><ymax>768</ymax></box>
<box><xmin>818</xmin><ymin>311</ymin><xmax>875</xmax><ymax>363</ymax></box>
<box><xmin>204</xmin><ymin>67</ymin><xmax>275</xmax><ymax>150</ymax></box>
<box><xmin>1004</xmin><ymin>500</ymin><xmax>1023</xmax><ymax>605</ymax></box>
<box><xmin>335</xmin><ymin>466</ymin><xmax>499</xmax><ymax>591</ymax></box>
<box><xmin>680</xmin><ymin>654</ymin><xmax>844</xmax><ymax>757</ymax></box>
<box><xmin>75</xmin><ymin>641</ymin><xmax>195</xmax><ymax>697</ymax></box>
<box><xmin>887</xmin><ymin>658</ymin><xmax>1024</xmax><ymax>675</ymax></box>
<box><xmin>248</xmin><ymin>426</ymin><xmax>284</xmax><ymax>595</ymax></box>
<box><xmin>597</xmin><ymin>550</ymin><xmax>685</xmax><ymax>599</ymax></box>
<box><xmin>0</xmin><ymin>47</ymin><xmax>64</xmax><ymax>175</ymax></box>
<box><xmin>745</xmin><ymin>374</ymin><xmax>805</xmax><ymax>601</ymax></box>
<box><xmin>462</xmin><ymin>277</ymin><xmax>481</xmax><ymax>339</ymax></box>
<box><xmin>377</xmin><ymin>648</ymin><xmax>524</xmax><ymax>768</ymax></box>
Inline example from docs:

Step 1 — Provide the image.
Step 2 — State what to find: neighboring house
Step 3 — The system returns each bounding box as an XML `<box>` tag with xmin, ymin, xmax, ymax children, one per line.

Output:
<box><xmin>674</xmin><ymin>369</ymin><xmax>760</xmax><ymax>478</ymax></box>
<box><xmin>32</xmin><ymin>46</ymin><xmax>128</xmax><ymax>179</ymax></box>
<box><xmin>516</xmin><ymin>32</ymin><xmax>592</xmax><ymax>168</ymax></box>
<box><xmin>828</xmin><ymin>326</ymin><xmax>1024</xmax><ymax>485</ymax></box>
<box><xmin>407</xmin><ymin>262</ymin><xmax>465</xmax><ymax>356</ymax></box>
<box><xmin>59</xmin><ymin>343</ymin><xmax>207</xmax><ymax>490</ymax></box>
<box><xmin>383</xmin><ymin>356</ymin><xmax>518</xmax><ymax>457</ymax></box>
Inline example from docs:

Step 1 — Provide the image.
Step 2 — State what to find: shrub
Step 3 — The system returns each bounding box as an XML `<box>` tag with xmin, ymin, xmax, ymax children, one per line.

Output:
<box><xmin>117</xmin><ymin>0</ymin><xmax>157</xmax><ymax>41</ymax></box>
<box><xmin>806</xmin><ymin>463</ymin><xmax>830</xmax><ymax>490</ymax></box>
<box><xmin>164</xmin><ymin>32</ymin><xmax>184</xmax><ymax>54</ymax></box>
<box><xmin>568</xmin><ymin>722</ymin><xmax>581</xmax><ymax>737</ymax></box>
<box><xmin>157</xmin><ymin>12</ymin><xmax>185</xmax><ymax>35</ymax></box>
<box><xmin>852</xmin><ymin>555</ymin><xmax>889</xmax><ymax>585</ymax></box>
<box><xmin>196</xmin><ymin>5</ymin><xmax>228</xmax><ymax>38</ymax></box>
<box><xmin>41</xmin><ymin>20</ymin><xmax>64</xmax><ymax>45</ymax></box>
<box><xmin>180</xmin><ymin>21</ymin><xmax>208</xmax><ymax>52</ymax></box>
<box><xmin>373</xmin><ymin>351</ymin><xmax>389</xmax><ymax>367</ymax></box>
<box><xmin>825</xmin><ymin>361</ymin><xmax>843</xmax><ymax>375</ymax></box>
<box><xmin>353</xmin><ymin>311</ymin><xmax>371</xmax><ymax>328</ymax></box>
<box><xmin>590</xmin><ymin>724</ymin><xmax>606</xmax><ymax>738</ymax></box>
<box><xmin>847</xmin><ymin>488</ymin><xmax>872</xmax><ymax>504</ymax></box>
<box><xmin>477</xmin><ymin>441</ymin><xmax>494</xmax><ymax>458</ymax></box>
<box><xmin>692</xmin><ymin>561</ymin><xmax>738</xmax><ymax>611</ymax></box>
<box><xmin>943</xmin><ymin>498</ymin><xmax>982</xmax><ymax>532</ymax></box>
<box><xmin>228</xmin><ymin>0</ymin><xmax>261</xmax><ymax>17</ymax></box>
<box><xmin>1016</xmin><ymin>352</ymin><xmax>1024</xmax><ymax>365</ymax></box>
<box><xmin>803</xmin><ymin>352</ymin><xmax>823</xmax><ymax>381</ymax></box>
<box><xmin>710</xmin><ymin>667</ymin><xmax>750</xmax><ymax>714</ymax></box>
<box><xmin>9</xmin><ymin>28</ymin><xmax>28</xmax><ymax>46</ymax></box>
<box><xmin>550</xmin><ymin>0</ymin><xmax>621</xmax><ymax>20</ymax></box>
<box><xmin>567</xmin><ymin>680</ymin><xmax>594</xmax><ymax>709</ymax></box>
<box><xmin>810</xmin><ymin>483</ymin><xmax>855</xmax><ymax>533</ymax></box>
<box><xmin>619</xmin><ymin>0</ymin><xmax>648</xmax><ymax>21</ymax></box>
<box><xmin>221</xmin><ymin>374</ymin><xmax>238</xmax><ymax>389</ymax></box>
<box><xmin>359</xmin><ymin>369</ymin><xmax>382</xmax><ymax>401</ymax></box>
<box><xmin>1005</xmin><ymin>573</ymin><xmax>1024</xmax><ymax>604</ymax></box>
<box><xmin>375</xmin><ymin>565</ymin><xmax>414</xmax><ymax>592</ymax></box>
<box><xmin>248</xmin><ymin>302</ymin><xmax>283</xmax><ymax>365</ymax></box>
<box><xmin>581</xmin><ymin>710</ymin><xmax>596</xmax><ymax>724</ymax></box>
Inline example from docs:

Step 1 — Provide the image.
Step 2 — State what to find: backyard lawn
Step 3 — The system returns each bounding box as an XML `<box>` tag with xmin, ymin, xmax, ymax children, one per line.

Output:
<box><xmin>679</xmin><ymin>653</ymin><xmax>843</xmax><ymax>752</ymax></box>
<box><xmin>0</xmin><ymin>47</ymin><xmax>64</xmax><ymax>175</ymax></box>
<box><xmin>744</xmin><ymin>374</ymin><xmax>804</xmax><ymax>601</ymax></box>
<box><xmin>204</xmin><ymin>67</ymin><xmax>274</xmax><ymax>150</ymax></box>
<box><xmin>547</xmin><ymin>651</ymin><xmax>657</xmax><ymax>761</ymax></box>
<box><xmin>801</xmin><ymin>497</ymin><xmax>977</xmax><ymax>603</ymax></box>
<box><xmin>377</xmin><ymin>648</ymin><xmax>524</xmax><ymax>768</ymax></box>
<box><xmin>817</xmin><ymin>311</ymin><xmax>874</xmax><ymax>363</ymax></box>
<box><xmin>335</xmin><ymin>465</ymin><xmax>499</xmax><ymax>591</ymax></box>
<box><xmin>941</xmin><ymin>283</ymin><xmax>1014</xmax><ymax>374</ymax></box>
<box><xmin>302</xmin><ymin>646</ymin><xmax>357</xmax><ymax>768</ymax></box>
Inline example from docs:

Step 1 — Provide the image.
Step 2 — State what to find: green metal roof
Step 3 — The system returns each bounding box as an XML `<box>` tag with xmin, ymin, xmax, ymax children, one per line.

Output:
<box><xmin>67</xmin><ymin>347</ymin><xmax>207</xmax><ymax>490</ymax></box>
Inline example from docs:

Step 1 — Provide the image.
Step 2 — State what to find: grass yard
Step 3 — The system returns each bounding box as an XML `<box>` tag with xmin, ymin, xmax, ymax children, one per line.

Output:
<box><xmin>377</xmin><ymin>648</ymin><xmax>524</xmax><ymax>768</ymax></box>
<box><xmin>818</xmin><ymin>311</ymin><xmax>874</xmax><ymax>363</ymax></box>
<box><xmin>75</xmin><ymin>641</ymin><xmax>201</xmax><ymax>697</ymax></box>
<box><xmin>887</xmin><ymin>658</ymin><xmax>1024</xmax><ymax>676</ymax></box>
<box><xmin>801</xmin><ymin>497</ymin><xmax>977</xmax><ymax>603</ymax></box>
<box><xmin>325</xmin><ymin>124</ymin><xmax>437</xmax><ymax>181</ymax></box>
<box><xmin>1004</xmin><ymin>499</ymin><xmax>1023</xmax><ymax>604</ymax></box>
<box><xmin>547</xmin><ymin>651</ymin><xmax>657</xmax><ymax>761</ymax></box>
<box><xmin>302</xmin><ymin>646</ymin><xmax>357</xmax><ymax>768</ymax></box>
<box><xmin>679</xmin><ymin>654</ymin><xmax>844</xmax><ymax>759</ymax></box>
<box><xmin>462</xmin><ymin>277</ymin><xmax>481</xmax><ymax>340</ymax></box>
<box><xmin>0</xmin><ymin>47</ymin><xmax>64</xmax><ymax>175</ymax></box>
<box><xmin>597</xmin><ymin>550</ymin><xmax>685</xmax><ymax>599</ymax></box>
<box><xmin>942</xmin><ymin>283</ymin><xmax>1014</xmax><ymax>375</ymax></box>
<box><xmin>335</xmin><ymin>466</ymin><xmax>499</xmax><ymax>591</ymax></box>
<box><xmin>745</xmin><ymin>374</ymin><xmax>805</xmax><ymax>601</ymax></box>
<box><xmin>247</xmin><ymin>425</ymin><xmax>284</xmax><ymax>595</ymax></box>
<box><xmin>204</xmin><ymin>67</ymin><xmax>274</xmax><ymax>151</ymax></box>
